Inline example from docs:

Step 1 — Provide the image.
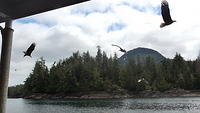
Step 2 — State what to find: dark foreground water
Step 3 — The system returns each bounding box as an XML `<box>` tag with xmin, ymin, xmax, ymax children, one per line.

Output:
<box><xmin>7</xmin><ymin>97</ymin><xmax>200</xmax><ymax>113</ymax></box>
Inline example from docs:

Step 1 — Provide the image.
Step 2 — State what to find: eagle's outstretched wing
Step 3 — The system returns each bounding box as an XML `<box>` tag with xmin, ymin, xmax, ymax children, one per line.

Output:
<box><xmin>161</xmin><ymin>0</ymin><xmax>173</xmax><ymax>24</ymax></box>
<box><xmin>112</xmin><ymin>44</ymin><xmax>126</xmax><ymax>53</ymax></box>
<box><xmin>112</xmin><ymin>44</ymin><xmax>123</xmax><ymax>49</ymax></box>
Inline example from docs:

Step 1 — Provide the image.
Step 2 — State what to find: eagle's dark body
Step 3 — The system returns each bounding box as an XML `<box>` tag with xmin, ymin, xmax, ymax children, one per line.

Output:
<box><xmin>24</xmin><ymin>43</ymin><xmax>36</xmax><ymax>57</ymax></box>
<box><xmin>160</xmin><ymin>0</ymin><xmax>176</xmax><ymax>28</ymax></box>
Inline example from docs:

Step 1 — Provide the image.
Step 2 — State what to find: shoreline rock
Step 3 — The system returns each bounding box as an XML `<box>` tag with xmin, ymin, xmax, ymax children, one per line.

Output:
<box><xmin>19</xmin><ymin>90</ymin><xmax>200</xmax><ymax>99</ymax></box>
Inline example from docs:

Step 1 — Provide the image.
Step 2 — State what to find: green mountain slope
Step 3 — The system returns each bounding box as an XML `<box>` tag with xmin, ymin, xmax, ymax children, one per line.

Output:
<box><xmin>118</xmin><ymin>47</ymin><xmax>166</xmax><ymax>64</ymax></box>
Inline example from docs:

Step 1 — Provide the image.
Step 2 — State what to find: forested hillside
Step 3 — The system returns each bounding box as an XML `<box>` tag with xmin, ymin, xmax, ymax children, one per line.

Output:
<box><xmin>8</xmin><ymin>47</ymin><xmax>200</xmax><ymax>97</ymax></box>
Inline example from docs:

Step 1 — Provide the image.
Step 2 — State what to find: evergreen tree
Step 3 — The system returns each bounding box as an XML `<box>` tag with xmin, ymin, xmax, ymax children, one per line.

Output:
<box><xmin>124</xmin><ymin>58</ymin><xmax>137</xmax><ymax>91</ymax></box>
<box><xmin>160</xmin><ymin>59</ymin><xmax>172</xmax><ymax>85</ymax></box>
<box><xmin>143</xmin><ymin>56</ymin><xmax>157</xmax><ymax>88</ymax></box>
<box><xmin>112</xmin><ymin>53</ymin><xmax>120</xmax><ymax>84</ymax></box>
<box><xmin>96</xmin><ymin>46</ymin><xmax>103</xmax><ymax>67</ymax></box>
<box><xmin>24</xmin><ymin>58</ymin><xmax>48</xmax><ymax>93</ymax></box>
<box><xmin>102</xmin><ymin>51</ymin><xmax>109</xmax><ymax>80</ymax></box>
<box><xmin>8</xmin><ymin>84</ymin><xmax>24</xmax><ymax>98</ymax></box>
<box><xmin>171</xmin><ymin>53</ymin><xmax>185</xmax><ymax>88</ymax></box>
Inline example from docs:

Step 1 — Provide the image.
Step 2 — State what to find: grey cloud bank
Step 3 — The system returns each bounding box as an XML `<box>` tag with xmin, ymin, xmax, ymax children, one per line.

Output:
<box><xmin>7</xmin><ymin>0</ymin><xmax>200</xmax><ymax>86</ymax></box>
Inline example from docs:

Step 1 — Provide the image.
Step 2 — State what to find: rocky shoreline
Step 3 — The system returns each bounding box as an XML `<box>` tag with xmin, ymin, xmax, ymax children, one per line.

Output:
<box><xmin>21</xmin><ymin>89</ymin><xmax>200</xmax><ymax>99</ymax></box>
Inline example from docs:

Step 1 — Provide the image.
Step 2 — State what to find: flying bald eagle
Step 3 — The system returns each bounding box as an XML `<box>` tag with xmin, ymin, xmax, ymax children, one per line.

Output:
<box><xmin>160</xmin><ymin>0</ymin><xmax>176</xmax><ymax>28</ymax></box>
<box><xmin>112</xmin><ymin>44</ymin><xmax>126</xmax><ymax>53</ymax></box>
<box><xmin>23</xmin><ymin>43</ymin><xmax>36</xmax><ymax>57</ymax></box>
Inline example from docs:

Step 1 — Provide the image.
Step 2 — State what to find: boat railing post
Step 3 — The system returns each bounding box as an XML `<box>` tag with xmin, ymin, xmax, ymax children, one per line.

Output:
<box><xmin>0</xmin><ymin>20</ymin><xmax>14</xmax><ymax>113</ymax></box>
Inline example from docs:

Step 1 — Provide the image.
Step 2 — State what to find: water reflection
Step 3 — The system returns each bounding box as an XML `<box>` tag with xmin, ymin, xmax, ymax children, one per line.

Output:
<box><xmin>7</xmin><ymin>97</ymin><xmax>200</xmax><ymax>113</ymax></box>
<box><xmin>25</xmin><ymin>98</ymin><xmax>200</xmax><ymax>110</ymax></box>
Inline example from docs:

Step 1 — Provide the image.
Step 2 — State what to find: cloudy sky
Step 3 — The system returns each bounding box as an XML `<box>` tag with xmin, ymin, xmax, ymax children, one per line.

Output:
<box><xmin>1</xmin><ymin>0</ymin><xmax>200</xmax><ymax>86</ymax></box>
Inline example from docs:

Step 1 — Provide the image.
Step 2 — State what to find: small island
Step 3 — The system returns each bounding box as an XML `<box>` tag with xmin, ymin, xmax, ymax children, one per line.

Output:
<box><xmin>8</xmin><ymin>47</ymin><xmax>200</xmax><ymax>99</ymax></box>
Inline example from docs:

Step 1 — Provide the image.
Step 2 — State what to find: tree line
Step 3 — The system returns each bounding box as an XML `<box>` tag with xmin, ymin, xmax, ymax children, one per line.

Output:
<box><xmin>8</xmin><ymin>47</ymin><xmax>200</xmax><ymax>97</ymax></box>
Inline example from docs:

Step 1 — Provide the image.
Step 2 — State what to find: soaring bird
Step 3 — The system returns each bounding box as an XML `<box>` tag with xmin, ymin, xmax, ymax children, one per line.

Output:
<box><xmin>112</xmin><ymin>44</ymin><xmax>126</xmax><ymax>53</ymax></box>
<box><xmin>23</xmin><ymin>43</ymin><xmax>36</xmax><ymax>57</ymax></box>
<box><xmin>160</xmin><ymin>0</ymin><xmax>176</xmax><ymax>28</ymax></box>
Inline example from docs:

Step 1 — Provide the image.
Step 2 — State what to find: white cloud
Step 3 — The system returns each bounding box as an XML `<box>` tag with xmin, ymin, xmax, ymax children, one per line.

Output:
<box><xmin>4</xmin><ymin>0</ymin><xmax>200</xmax><ymax>86</ymax></box>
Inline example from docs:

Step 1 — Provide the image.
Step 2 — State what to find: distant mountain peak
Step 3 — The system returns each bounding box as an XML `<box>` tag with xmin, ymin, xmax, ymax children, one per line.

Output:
<box><xmin>118</xmin><ymin>47</ymin><xmax>166</xmax><ymax>64</ymax></box>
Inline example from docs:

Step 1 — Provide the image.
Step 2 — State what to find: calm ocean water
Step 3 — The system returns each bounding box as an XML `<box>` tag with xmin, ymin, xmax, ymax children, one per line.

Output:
<box><xmin>7</xmin><ymin>97</ymin><xmax>200</xmax><ymax>113</ymax></box>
